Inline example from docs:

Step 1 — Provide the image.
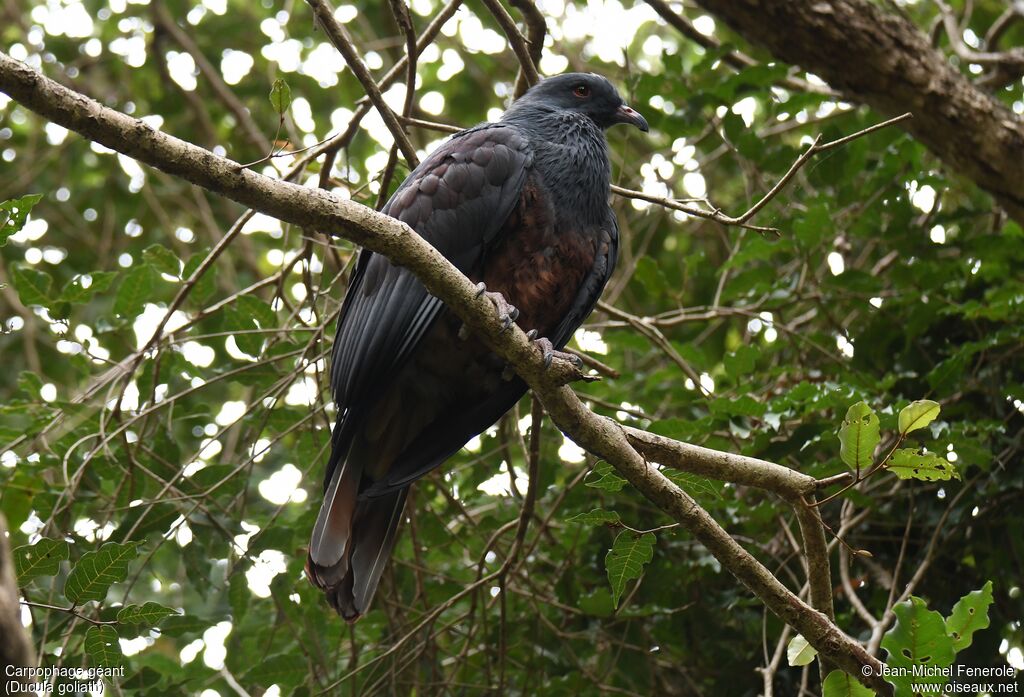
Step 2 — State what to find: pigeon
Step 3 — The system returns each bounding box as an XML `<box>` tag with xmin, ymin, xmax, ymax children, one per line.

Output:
<box><xmin>306</xmin><ymin>72</ymin><xmax>648</xmax><ymax>620</ymax></box>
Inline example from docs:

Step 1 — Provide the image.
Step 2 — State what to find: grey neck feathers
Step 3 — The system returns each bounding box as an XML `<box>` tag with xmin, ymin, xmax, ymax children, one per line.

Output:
<box><xmin>501</xmin><ymin>106</ymin><xmax>612</xmax><ymax>227</ymax></box>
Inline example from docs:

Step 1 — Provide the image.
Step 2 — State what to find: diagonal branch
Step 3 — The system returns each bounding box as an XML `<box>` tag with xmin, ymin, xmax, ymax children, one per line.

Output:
<box><xmin>0</xmin><ymin>51</ymin><xmax>888</xmax><ymax>693</ymax></box>
<box><xmin>305</xmin><ymin>0</ymin><xmax>420</xmax><ymax>167</ymax></box>
<box><xmin>507</xmin><ymin>0</ymin><xmax>546</xmax><ymax>96</ymax></box>
<box><xmin>479</xmin><ymin>0</ymin><xmax>541</xmax><ymax>88</ymax></box>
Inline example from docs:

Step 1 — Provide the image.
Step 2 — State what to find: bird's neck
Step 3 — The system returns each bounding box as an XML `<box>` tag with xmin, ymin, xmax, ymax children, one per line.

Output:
<box><xmin>505</xmin><ymin>110</ymin><xmax>612</xmax><ymax>226</ymax></box>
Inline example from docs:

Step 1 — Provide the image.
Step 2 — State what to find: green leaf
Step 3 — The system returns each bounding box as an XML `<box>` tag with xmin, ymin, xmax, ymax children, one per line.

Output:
<box><xmin>945</xmin><ymin>581</ymin><xmax>993</xmax><ymax>651</ymax></box>
<box><xmin>236</xmin><ymin>294</ymin><xmax>277</xmax><ymax>330</ymax></box>
<box><xmin>649</xmin><ymin>418</ymin><xmax>702</xmax><ymax>441</ymax></box>
<box><xmin>247</xmin><ymin>525</ymin><xmax>295</xmax><ymax>556</ymax></box>
<box><xmin>821</xmin><ymin>670</ymin><xmax>874</xmax><ymax>697</ymax></box>
<box><xmin>244</xmin><ymin>653</ymin><xmax>306</xmax><ymax>687</ymax></box>
<box><xmin>64</xmin><ymin>541</ymin><xmax>139</xmax><ymax>604</ymax></box>
<box><xmin>143</xmin><ymin>244</ymin><xmax>182</xmax><ymax>277</ymax></box>
<box><xmin>724</xmin><ymin>345</ymin><xmax>758</xmax><ymax>377</ymax></box>
<box><xmin>84</xmin><ymin>625</ymin><xmax>122</xmax><ymax>667</ymax></box>
<box><xmin>709</xmin><ymin>395</ymin><xmax>766</xmax><ymax>418</ymax></box>
<box><xmin>225</xmin><ymin>305</ymin><xmax>263</xmax><ymax>358</ymax></box>
<box><xmin>660</xmin><ymin>469</ymin><xmax>720</xmax><ymax>501</ymax></box>
<box><xmin>634</xmin><ymin>256</ymin><xmax>668</xmax><ymax>297</ymax></box>
<box><xmin>17</xmin><ymin>370</ymin><xmax>44</xmax><ymax>398</ymax></box>
<box><xmin>13</xmin><ymin>537</ymin><xmax>69</xmax><ymax>583</ymax></box>
<box><xmin>605</xmin><ymin>531</ymin><xmax>655</xmax><ymax>608</ymax></box>
<box><xmin>109</xmin><ymin>502</ymin><xmax>180</xmax><ymax>543</ymax></box>
<box><xmin>228</xmin><ymin>572</ymin><xmax>249</xmax><ymax>623</ymax></box>
<box><xmin>184</xmin><ymin>464</ymin><xmax>248</xmax><ymax>498</ymax></box>
<box><xmin>117</xmin><ymin>601</ymin><xmax>179</xmax><ymax>626</ymax></box>
<box><xmin>897</xmin><ymin>399</ymin><xmax>940</xmax><ymax>435</ymax></box>
<box><xmin>182</xmin><ymin>249</ymin><xmax>216</xmax><ymax>304</ymax></box>
<box><xmin>881</xmin><ymin>596</ymin><xmax>955</xmax><ymax>695</ymax></box>
<box><xmin>159</xmin><ymin>613</ymin><xmax>207</xmax><ymax>637</ymax></box>
<box><xmin>113</xmin><ymin>263</ymin><xmax>158</xmax><ymax>317</ymax></box>
<box><xmin>10</xmin><ymin>264</ymin><xmax>53</xmax><ymax>307</ymax></box>
<box><xmin>786</xmin><ymin>634</ymin><xmax>817</xmax><ymax>666</ymax></box>
<box><xmin>887</xmin><ymin>449</ymin><xmax>959</xmax><ymax>482</ymax></box>
<box><xmin>566</xmin><ymin>509</ymin><xmax>621</xmax><ymax>526</ymax></box>
<box><xmin>0</xmin><ymin>194</ymin><xmax>43</xmax><ymax>246</ymax></box>
<box><xmin>229</xmin><ymin>295</ymin><xmax>277</xmax><ymax>357</ymax></box>
<box><xmin>578</xmin><ymin>587</ymin><xmax>614</xmax><ymax>617</ymax></box>
<box><xmin>270</xmin><ymin>78</ymin><xmax>292</xmax><ymax>115</ymax></box>
<box><xmin>837</xmin><ymin>401</ymin><xmax>880</xmax><ymax>471</ymax></box>
<box><xmin>58</xmin><ymin>271</ymin><xmax>118</xmax><ymax>304</ymax></box>
<box><xmin>585</xmin><ymin>461</ymin><xmax>627</xmax><ymax>492</ymax></box>
<box><xmin>121</xmin><ymin>668</ymin><xmax>165</xmax><ymax>692</ymax></box>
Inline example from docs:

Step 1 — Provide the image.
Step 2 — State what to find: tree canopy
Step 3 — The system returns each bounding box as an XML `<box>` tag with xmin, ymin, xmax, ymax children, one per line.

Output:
<box><xmin>1</xmin><ymin>0</ymin><xmax>1022</xmax><ymax>695</ymax></box>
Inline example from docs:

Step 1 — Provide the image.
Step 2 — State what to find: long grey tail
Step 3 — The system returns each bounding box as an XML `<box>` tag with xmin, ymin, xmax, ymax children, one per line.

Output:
<box><xmin>306</xmin><ymin>486</ymin><xmax>408</xmax><ymax>621</ymax></box>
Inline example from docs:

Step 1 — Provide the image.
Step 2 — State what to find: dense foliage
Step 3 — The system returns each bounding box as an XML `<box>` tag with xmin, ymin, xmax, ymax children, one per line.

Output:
<box><xmin>1</xmin><ymin>0</ymin><xmax>1022</xmax><ymax>695</ymax></box>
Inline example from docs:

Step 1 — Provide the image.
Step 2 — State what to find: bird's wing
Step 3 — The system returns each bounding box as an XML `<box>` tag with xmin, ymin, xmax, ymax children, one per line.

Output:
<box><xmin>329</xmin><ymin>123</ymin><xmax>533</xmax><ymax>423</ymax></box>
<box><xmin>548</xmin><ymin>216</ymin><xmax>619</xmax><ymax>350</ymax></box>
<box><xmin>365</xmin><ymin>209</ymin><xmax>620</xmax><ymax>497</ymax></box>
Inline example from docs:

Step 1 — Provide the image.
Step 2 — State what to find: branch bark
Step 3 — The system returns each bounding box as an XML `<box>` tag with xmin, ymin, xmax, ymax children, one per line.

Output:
<box><xmin>0</xmin><ymin>51</ymin><xmax>889</xmax><ymax>693</ymax></box>
<box><xmin>687</xmin><ymin>0</ymin><xmax>1024</xmax><ymax>226</ymax></box>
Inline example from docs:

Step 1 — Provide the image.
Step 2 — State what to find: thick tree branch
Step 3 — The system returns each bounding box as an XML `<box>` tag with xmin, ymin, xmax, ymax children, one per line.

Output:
<box><xmin>687</xmin><ymin>0</ymin><xmax>1024</xmax><ymax>226</ymax></box>
<box><xmin>0</xmin><ymin>52</ymin><xmax>887</xmax><ymax>693</ymax></box>
<box><xmin>623</xmin><ymin>426</ymin><xmax>824</xmax><ymax>499</ymax></box>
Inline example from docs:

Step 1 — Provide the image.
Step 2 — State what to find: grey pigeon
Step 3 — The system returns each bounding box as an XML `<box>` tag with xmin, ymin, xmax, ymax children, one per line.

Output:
<box><xmin>306</xmin><ymin>72</ymin><xmax>649</xmax><ymax>620</ymax></box>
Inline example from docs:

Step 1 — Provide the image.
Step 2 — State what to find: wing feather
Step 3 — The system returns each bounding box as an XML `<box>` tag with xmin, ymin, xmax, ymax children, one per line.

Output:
<box><xmin>328</xmin><ymin>124</ymin><xmax>533</xmax><ymax>451</ymax></box>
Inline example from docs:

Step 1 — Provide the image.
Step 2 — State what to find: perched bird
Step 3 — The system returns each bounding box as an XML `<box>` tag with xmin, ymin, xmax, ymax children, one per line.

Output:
<box><xmin>307</xmin><ymin>73</ymin><xmax>648</xmax><ymax>620</ymax></box>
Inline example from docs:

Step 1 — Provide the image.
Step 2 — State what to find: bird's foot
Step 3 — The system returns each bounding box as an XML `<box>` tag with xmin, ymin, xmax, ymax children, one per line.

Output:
<box><xmin>458</xmin><ymin>284</ymin><xmax>519</xmax><ymax>340</ymax></box>
<box><xmin>476</xmin><ymin>282</ymin><xmax>519</xmax><ymax>332</ymax></box>
<box><xmin>528</xmin><ymin>332</ymin><xmax>584</xmax><ymax>370</ymax></box>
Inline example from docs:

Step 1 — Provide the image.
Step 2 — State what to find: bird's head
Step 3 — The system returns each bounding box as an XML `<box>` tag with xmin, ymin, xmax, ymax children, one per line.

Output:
<box><xmin>511</xmin><ymin>73</ymin><xmax>649</xmax><ymax>133</ymax></box>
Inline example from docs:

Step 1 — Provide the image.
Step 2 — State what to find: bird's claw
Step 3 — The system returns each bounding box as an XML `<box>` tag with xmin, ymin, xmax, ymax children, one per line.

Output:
<box><xmin>474</xmin><ymin>282</ymin><xmax>519</xmax><ymax>333</ymax></box>
<box><xmin>531</xmin><ymin>335</ymin><xmax>583</xmax><ymax>369</ymax></box>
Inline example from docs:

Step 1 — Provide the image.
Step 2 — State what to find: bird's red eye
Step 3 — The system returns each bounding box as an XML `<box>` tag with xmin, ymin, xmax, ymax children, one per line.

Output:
<box><xmin>573</xmin><ymin>85</ymin><xmax>590</xmax><ymax>98</ymax></box>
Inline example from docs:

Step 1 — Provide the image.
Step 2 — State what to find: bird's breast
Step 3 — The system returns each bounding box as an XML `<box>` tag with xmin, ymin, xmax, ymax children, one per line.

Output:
<box><xmin>477</xmin><ymin>177</ymin><xmax>602</xmax><ymax>337</ymax></box>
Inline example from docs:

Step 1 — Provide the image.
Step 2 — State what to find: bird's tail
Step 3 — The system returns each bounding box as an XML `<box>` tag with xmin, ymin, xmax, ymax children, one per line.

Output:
<box><xmin>306</xmin><ymin>434</ymin><xmax>409</xmax><ymax>621</ymax></box>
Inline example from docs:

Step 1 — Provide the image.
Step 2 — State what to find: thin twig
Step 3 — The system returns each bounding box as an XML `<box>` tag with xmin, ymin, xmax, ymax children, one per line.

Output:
<box><xmin>150</xmin><ymin>0</ymin><xmax>271</xmax><ymax>154</ymax></box>
<box><xmin>479</xmin><ymin>0</ymin><xmax>541</xmax><ymax>88</ymax></box>
<box><xmin>306</xmin><ymin>0</ymin><xmax>420</xmax><ymax>167</ymax></box>
<box><xmin>508</xmin><ymin>0</ymin><xmax>546</xmax><ymax>96</ymax></box>
<box><xmin>19</xmin><ymin>600</ymin><xmax>119</xmax><ymax>626</ymax></box>
<box><xmin>613</xmin><ymin>112</ymin><xmax>913</xmax><ymax>235</ymax></box>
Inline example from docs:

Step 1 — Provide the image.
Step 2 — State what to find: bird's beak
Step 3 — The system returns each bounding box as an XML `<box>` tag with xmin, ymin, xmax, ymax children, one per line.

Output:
<box><xmin>615</xmin><ymin>104</ymin><xmax>649</xmax><ymax>132</ymax></box>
